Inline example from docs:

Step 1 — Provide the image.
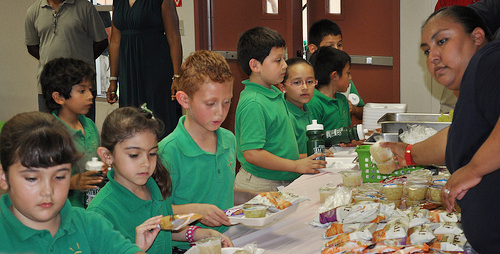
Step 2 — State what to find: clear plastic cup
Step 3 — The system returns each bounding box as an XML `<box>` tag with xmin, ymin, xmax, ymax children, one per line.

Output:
<box><xmin>319</xmin><ymin>186</ymin><xmax>336</xmax><ymax>204</ymax></box>
<box><xmin>383</xmin><ymin>184</ymin><xmax>404</xmax><ymax>200</ymax></box>
<box><xmin>428</xmin><ymin>185</ymin><xmax>443</xmax><ymax>202</ymax></box>
<box><xmin>341</xmin><ymin>171</ymin><xmax>362</xmax><ymax>187</ymax></box>
<box><xmin>195</xmin><ymin>236</ymin><xmax>222</xmax><ymax>254</ymax></box>
<box><xmin>407</xmin><ymin>184</ymin><xmax>428</xmax><ymax>201</ymax></box>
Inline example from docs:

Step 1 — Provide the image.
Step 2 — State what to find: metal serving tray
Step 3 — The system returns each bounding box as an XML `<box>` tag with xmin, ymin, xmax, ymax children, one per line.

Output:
<box><xmin>377</xmin><ymin>113</ymin><xmax>451</xmax><ymax>133</ymax></box>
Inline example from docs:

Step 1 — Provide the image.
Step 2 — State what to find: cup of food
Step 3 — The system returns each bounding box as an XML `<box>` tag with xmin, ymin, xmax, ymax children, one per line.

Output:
<box><xmin>382</xmin><ymin>184</ymin><xmax>403</xmax><ymax>200</ymax></box>
<box><xmin>195</xmin><ymin>236</ymin><xmax>222</xmax><ymax>254</ymax></box>
<box><xmin>319</xmin><ymin>185</ymin><xmax>336</xmax><ymax>204</ymax></box>
<box><xmin>428</xmin><ymin>185</ymin><xmax>443</xmax><ymax>202</ymax></box>
<box><xmin>341</xmin><ymin>170</ymin><xmax>362</xmax><ymax>187</ymax></box>
<box><xmin>406</xmin><ymin>184</ymin><xmax>428</xmax><ymax>201</ymax></box>
<box><xmin>242</xmin><ymin>204</ymin><xmax>267</xmax><ymax>218</ymax></box>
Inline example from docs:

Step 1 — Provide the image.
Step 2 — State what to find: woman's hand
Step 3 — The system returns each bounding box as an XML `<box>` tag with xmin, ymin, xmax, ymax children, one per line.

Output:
<box><xmin>193</xmin><ymin>228</ymin><xmax>234</xmax><ymax>248</ymax></box>
<box><xmin>442</xmin><ymin>165</ymin><xmax>482</xmax><ymax>212</ymax></box>
<box><xmin>135</xmin><ymin>215</ymin><xmax>162</xmax><ymax>251</ymax></box>
<box><xmin>106</xmin><ymin>80</ymin><xmax>118</xmax><ymax>104</ymax></box>
<box><xmin>70</xmin><ymin>171</ymin><xmax>104</xmax><ymax>191</ymax></box>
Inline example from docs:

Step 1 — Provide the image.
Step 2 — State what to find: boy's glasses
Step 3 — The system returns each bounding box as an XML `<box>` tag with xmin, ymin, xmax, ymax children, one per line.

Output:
<box><xmin>287</xmin><ymin>80</ymin><xmax>318</xmax><ymax>87</ymax></box>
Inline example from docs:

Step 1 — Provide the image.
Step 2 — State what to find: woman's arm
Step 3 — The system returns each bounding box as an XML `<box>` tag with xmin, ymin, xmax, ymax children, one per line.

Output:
<box><xmin>161</xmin><ymin>0</ymin><xmax>183</xmax><ymax>77</ymax></box>
<box><xmin>443</xmin><ymin>117</ymin><xmax>500</xmax><ymax>212</ymax></box>
<box><xmin>107</xmin><ymin>5</ymin><xmax>121</xmax><ymax>104</ymax></box>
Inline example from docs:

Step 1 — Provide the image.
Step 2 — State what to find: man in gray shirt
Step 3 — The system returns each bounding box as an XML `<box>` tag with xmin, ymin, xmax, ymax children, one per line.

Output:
<box><xmin>25</xmin><ymin>0</ymin><xmax>108</xmax><ymax>121</ymax></box>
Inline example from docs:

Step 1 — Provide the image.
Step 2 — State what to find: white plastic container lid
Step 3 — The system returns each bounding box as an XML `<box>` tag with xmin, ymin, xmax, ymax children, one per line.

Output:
<box><xmin>348</xmin><ymin>94</ymin><xmax>360</xmax><ymax>106</ymax></box>
<box><xmin>306</xmin><ymin>119</ymin><xmax>324</xmax><ymax>131</ymax></box>
<box><xmin>86</xmin><ymin>157</ymin><xmax>104</xmax><ymax>171</ymax></box>
<box><xmin>356</xmin><ymin>124</ymin><xmax>368</xmax><ymax>139</ymax></box>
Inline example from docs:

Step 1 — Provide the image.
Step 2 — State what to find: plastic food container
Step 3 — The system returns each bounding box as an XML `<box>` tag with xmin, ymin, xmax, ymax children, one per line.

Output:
<box><xmin>383</xmin><ymin>184</ymin><xmax>404</xmax><ymax>200</ymax></box>
<box><xmin>341</xmin><ymin>170</ymin><xmax>362</xmax><ymax>187</ymax></box>
<box><xmin>353</xmin><ymin>194</ymin><xmax>377</xmax><ymax>203</ymax></box>
<box><xmin>428</xmin><ymin>185</ymin><xmax>443</xmax><ymax>202</ymax></box>
<box><xmin>195</xmin><ymin>236</ymin><xmax>222</xmax><ymax>254</ymax></box>
<box><xmin>319</xmin><ymin>186</ymin><xmax>336</xmax><ymax>204</ymax></box>
<box><xmin>405</xmin><ymin>199</ymin><xmax>425</xmax><ymax>208</ymax></box>
<box><xmin>242</xmin><ymin>204</ymin><xmax>267</xmax><ymax>218</ymax></box>
<box><xmin>407</xmin><ymin>184</ymin><xmax>428</xmax><ymax>201</ymax></box>
<box><xmin>379</xmin><ymin>197</ymin><xmax>401</xmax><ymax>208</ymax></box>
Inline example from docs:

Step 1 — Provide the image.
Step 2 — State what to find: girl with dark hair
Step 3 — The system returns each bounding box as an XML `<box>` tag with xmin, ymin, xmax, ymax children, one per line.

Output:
<box><xmin>87</xmin><ymin>107</ymin><xmax>232</xmax><ymax>253</ymax></box>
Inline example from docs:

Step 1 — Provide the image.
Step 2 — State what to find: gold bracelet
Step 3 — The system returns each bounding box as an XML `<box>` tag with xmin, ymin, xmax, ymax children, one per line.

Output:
<box><xmin>172</xmin><ymin>74</ymin><xmax>180</xmax><ymax>81</ymax></box>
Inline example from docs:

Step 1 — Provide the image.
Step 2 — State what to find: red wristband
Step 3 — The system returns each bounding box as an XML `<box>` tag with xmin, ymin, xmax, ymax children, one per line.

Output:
<box><xmin>405</xmin><ymin>144</ymin><xmax>416</xmax><ymax>166</ymax></box>
<box><xmin>185</xmin><ymin>225</ymin><xmax>200</xmax><ymax>245</ymax></box>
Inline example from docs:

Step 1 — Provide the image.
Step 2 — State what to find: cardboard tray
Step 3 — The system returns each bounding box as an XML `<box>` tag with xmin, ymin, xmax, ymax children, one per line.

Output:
<box><xmin>229</xmin><ymin>203</ymin><xmax>299</xmax><ymax>227</ymax></box>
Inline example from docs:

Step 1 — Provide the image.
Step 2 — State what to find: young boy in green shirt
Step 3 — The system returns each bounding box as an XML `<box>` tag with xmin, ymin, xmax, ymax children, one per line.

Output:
<box><xmin>308</xmin><ymin>19</ymin><xmax>364</xmax><ymax>120</ymax></box>
<box><xmin>41</xmin><ymin>57</ymin><xmax>104</xmax><ymax>208</ymax></box>
<box><xmin>159</xmin><ymin>50</ymin><xmax>251</xmax><ymax>251</ymax></box>
<box><xmin>0</xmin><ymin>112</ymin><xmax>144</xmax><ymax>254</ymax></box>
<box><xmin>234</xmin><ymin>27</ymin><xmax>326</xmax><ymax>193</ymax></box>
<box><xmin>308</xmin><ymin>46</ymin><xmax>352</xmax><ymax>131</ymax></box>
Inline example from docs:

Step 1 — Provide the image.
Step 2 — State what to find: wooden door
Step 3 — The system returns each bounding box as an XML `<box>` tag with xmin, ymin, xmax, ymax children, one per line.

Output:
<box><xmin>194</xmin><ymin>0</ymin><xmax>304</xmax><ymax>133</ymax></box>
<box><xmin>308</xmin><ymin>0</ymin><xmax>401</xmax><ymax>107</ymax></box>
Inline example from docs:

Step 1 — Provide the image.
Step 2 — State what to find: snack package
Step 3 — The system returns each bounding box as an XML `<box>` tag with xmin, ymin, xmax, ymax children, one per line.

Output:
<box><xmin>324</xmin><ymin>222</ymin><xmax>365</xmax><ymax>239</ymax></box>
<box><xmin>430</xmin><ymin>234</ymin><xmax>467</xmax><ymax>252</ymax></box>
<box><xmin>339</xmin><ymin>202</ymin><xmax>381</xmax><ymax>224</ymax></box>
<box><xmin>324</xmin><ymin>223</ymin><xmax>378</xmax><ymax>247</ymax></box>
<box><xmin>372</xmin><ymin>218</ymin><xmax>408</xmax><ymax>245</ymax></box>
<box><xmin>407</xmin><ymin>207</ymin><xmax>430</xmax><ymax>228</ymax></box>
<box><xmin>428</xmin><ymin>210</ymin><xmax>460</xmax><ymax>223</ymax></box>
<box><xmin>407</xmin><ymin>224</ymin><xmax>435</xmax><ymax>245</ymax></box>
<box><xmin>159</xmin><ymin>213</ymin><xmax>202</xmax><ymax>230</ymax></box>
<box><xmin>432</xmin><ymin>222</ymin><xmax>463</xmax><ymax>235</ymax></box>
<box><xmin>363</xmin><ymin>242</ymin><xmax>402</xmax><ymax>253</ymax></box>
<box><xmin>393</xmin><ymin>244</ymin><xmax>430</xmax><ymax>253</ymax></box>
<box><xmin>321</xmin><ymin>240</ymin><xmax>373</xmax><ymax>254</ymax></box>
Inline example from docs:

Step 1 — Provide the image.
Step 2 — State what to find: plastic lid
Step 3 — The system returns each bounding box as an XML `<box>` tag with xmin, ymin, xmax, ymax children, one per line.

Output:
<box><xmin>307</xmin><ymin>119</ymin><xmax>324</xmax><ymax>131</ymax></box>
<box><xmin>348</xmin><ymin>94</ymin><xmax>360</xmax><ymax>106</ymax></box>
<box><xmin>355</xmin><ymin>124</ymin><xmax>368</xmax><ymax>140</ymax></box>
<box><xmin>86</xmin><ymin>157</ymin><xmax>104</xmax><ymax>171</ymax></box>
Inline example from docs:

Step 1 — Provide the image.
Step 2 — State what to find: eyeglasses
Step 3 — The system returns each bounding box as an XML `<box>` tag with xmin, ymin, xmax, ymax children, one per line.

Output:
<box><xmin>287</xmin><ymin>79</ymin><xmax>317</xmax><ymax>87</ymax></box>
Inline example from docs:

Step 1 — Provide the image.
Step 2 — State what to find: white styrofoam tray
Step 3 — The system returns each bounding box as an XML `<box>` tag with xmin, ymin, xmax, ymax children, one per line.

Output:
<box><xmin>185</xmin><ymin>247</ymin><xmax>265</xmax><ymax>254</ymax></box>
<box><xmin>228</xmin><ymin>203</ymin><xmax>299</xmax><ymax>227</ymax></box>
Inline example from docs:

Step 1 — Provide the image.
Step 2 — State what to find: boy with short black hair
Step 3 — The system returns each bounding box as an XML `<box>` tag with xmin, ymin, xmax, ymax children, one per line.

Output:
<box><xmin>308</xmin><ymin>46</ymin><xmax>352</xmax><ymax>131</ymax></box>
<box><xmin>308</xmin><ymin>19</ymin><xmax>364</xmax><ymax>120</ymax></box>
<box><xmin>41</xmin><ymin>57</ymin><xmax>103</xmax><ymax>208</ymax></box>
<box><xmin>234</xmin><ymin>27</ymin><xmax>326</xmax><ymax>193</ymax></box>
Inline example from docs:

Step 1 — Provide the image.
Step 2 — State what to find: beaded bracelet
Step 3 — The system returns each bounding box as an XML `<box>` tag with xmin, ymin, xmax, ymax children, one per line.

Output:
<box><xmin>185</xmin><ymin>225</ymin><xmax>200</xmax><ymax>245</ymax></box>
<box><xmin>405</xmin><ymin>144</ymin><xmax>416</xmax><ymax>166</ymax></box>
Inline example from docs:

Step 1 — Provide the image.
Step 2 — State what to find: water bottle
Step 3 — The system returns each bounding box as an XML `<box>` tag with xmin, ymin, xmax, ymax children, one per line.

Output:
<box><xmin>84</xmin><ymin>157</ymin><xmax>106</xmax><ymax>207</ymax></box>
<box><xmin>306</xmin><ymin>120</ymin><xmax>325</xmax><ymax>160</ymax></box>
<box><xmin>324</xmin><ymin>124</ymin><xmax>368</xmax><ymax>147</ymax></box>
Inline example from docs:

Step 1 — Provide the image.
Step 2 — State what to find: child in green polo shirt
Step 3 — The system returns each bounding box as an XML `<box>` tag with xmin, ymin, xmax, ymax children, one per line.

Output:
<box><xmin>277</xmin><ymin>57</ymin><xmax>333</xmax><ymax>157</ymax></box>
<box><xmin>308</xmin><ymin>46</ymin><xmax>353</xmax><ymax>131</ymax></box>
<box><xmin>0</xmin><ymin>112</ymin><xmax>145</xmax><ymax>254</ymax></box>
<box><xmin>88</xmin><ymin>107</ymin><xmax>233</xmax><ymax>253</ymax></box>
<box><xmin>159</xmin><ymin>50</ymin><xmax>254</xmax><ymax>251</ymax></box>
<box><xmin>41</xmin><ymin>57</ymin><xmax>103</xmax><ymax>208</ymax></box>
<box><xmin>234</xmin><ymin>27</ymin><xmax>327</xmax><ymax>193</ymax></box>
<box><xmin>308</xmin><ymin>19</ymin><xmax>365</xmax><ymax>120</ymax></box>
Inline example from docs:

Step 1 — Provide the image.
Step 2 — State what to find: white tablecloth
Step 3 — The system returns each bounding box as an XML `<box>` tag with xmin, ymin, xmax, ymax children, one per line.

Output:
<box><xmin>224</xmin><ymin>154</ymin><xmax>356</xmax><ymax>253</ymax></box>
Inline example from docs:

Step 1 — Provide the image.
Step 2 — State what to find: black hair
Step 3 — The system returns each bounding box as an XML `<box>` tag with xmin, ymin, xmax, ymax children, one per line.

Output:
<box><xmin>423</xmin><ymin>6</ymin><xmax>492</xmax><ymax>42</ymax></box>
<box><xmin>310</xmin><ymin>46</ymin><xmax>351</xmax><ymax>89</ymax></box>
<box><xmin>100</xmin><ymin>107</ymin><xmax>172</xmax><ymax>199</ymax></box>
<box><xmin>283</xmin><ymin>57</ymin><xmax>313</xmax><ymax>82</ymax></box>
<box><xmin>0</xmin><ymin>112</ymin><xmax>80</xmax><ymax>178</ymax></box>
<box><xmin>40</xmin><ymin>57</ymin><xmax>96</xmax><ymax>112</ymax></box>
<box><xmin>308</xmin><ymin>19</ymin><xmax>343</xmax><ymax>47</ymax></box>
<box><xmin>237</xmin><ymin>26</ymin><xmax>286</xmax><ymax>76</ymax></box>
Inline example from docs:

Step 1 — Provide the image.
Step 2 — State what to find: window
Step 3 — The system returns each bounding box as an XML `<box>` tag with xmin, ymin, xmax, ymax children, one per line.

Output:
<box><xmin>266</xmin><ymin>0</ymin><xmax>279</xmax><ymax>14</ymax></box>
<box><xmin>328</xmin><ymin>0</ymin><xmax>341</xmax><ymax>14</ymax></box>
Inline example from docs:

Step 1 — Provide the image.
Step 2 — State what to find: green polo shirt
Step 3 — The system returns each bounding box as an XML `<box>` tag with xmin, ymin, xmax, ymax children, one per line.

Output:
<box><xmin>53</xmin><ymin>111</ymin><xmax>100</xmax><ymax>208</ymax></box>
<box><xmin>158</xmin><ymin>115</ymin><xmax>235</xmax><ymax>250</ymax></box>
<box><xmin>0</xmin><ymin>194</ymin><xmax>142</xmax><ymax>253</ymax></box>
<box><xmin>86</xmin><ymin>170</ymin><xmax>173</xmax><ymax>253</ymax></box>
<box><xmin>307</xmin><ymin>89</ymin><xmax>351</xmax><ymax>130</ymax></box>
<box><xmin>286</xmin><ymin>101</ymin><xmax>312</xmax><ymax>154</ymax></box>
<box><xmin>235</xmin><ymin>80</ymin><xmax>300</xmax><ymax>181</ymax></box>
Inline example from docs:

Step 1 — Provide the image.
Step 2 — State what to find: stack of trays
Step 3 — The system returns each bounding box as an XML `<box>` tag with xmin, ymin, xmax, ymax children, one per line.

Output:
<box><xmin>362</xmin><ymin>103</ymin><xmax>407</xmax><ymax>130</ymax></box>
